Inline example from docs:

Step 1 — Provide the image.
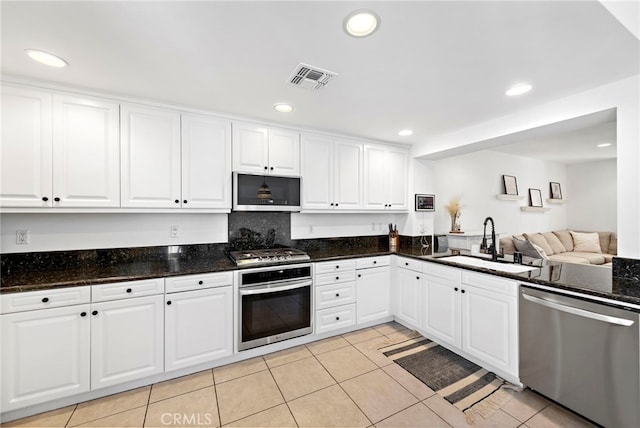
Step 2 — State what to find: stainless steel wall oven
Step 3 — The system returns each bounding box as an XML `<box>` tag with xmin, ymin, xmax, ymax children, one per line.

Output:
<box><xmin>237</xmin><ymin>264</ymin><xmax>313</xmax><ymax>351</ymax></box>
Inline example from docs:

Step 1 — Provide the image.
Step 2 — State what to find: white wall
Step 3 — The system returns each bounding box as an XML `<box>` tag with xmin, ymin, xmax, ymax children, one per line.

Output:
<box><xmin>413</xmin><ymin>75</ymin><xmax>639</xmax><ymax>258</ymax></box>
<box><xmin>0</xmin><ymin>213</ymin><xmax>228</xmax><ymax>254</ymax></box>
<box><xmin>566</xmin><ymin>159</ymin><xmax>617</xmax><ymax>232</ymax></box>
<box><xmin>430</xmin><ymin>150</ymin><xmax>567</xmax><ymax>236</ymax></box>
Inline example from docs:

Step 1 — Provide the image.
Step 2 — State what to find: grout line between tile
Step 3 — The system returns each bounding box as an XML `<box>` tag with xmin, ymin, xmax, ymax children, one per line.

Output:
<box><xmin>63</xmin><ymin>404</ymin><xmax>78</xmax><ymax>428</ymax></box>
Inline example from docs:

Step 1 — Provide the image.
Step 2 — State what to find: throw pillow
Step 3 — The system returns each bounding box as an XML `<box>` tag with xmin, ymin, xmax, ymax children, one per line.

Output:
<box><xmin>513</xmin><ymin>236</ymin><xmax>547</xmax><ymax>259</ymax></box>
<box><xmin>542</xmin><ymin>232</ymin><xmax>567</xmax><ymax>254</ymax></box>
<box><xmin>570</xmin><ymin>231</ymin><xmax>602</xmax><ymax>253</ymax></box>
<box><xmin>553</xmin><ymin>230</ymin><xmax>574</xmax><ymax>252</ymax></box>
<box><xmin>523</xmin><ymin>233</ymin><xmax>554</xmax><ymax>256</ymax></box>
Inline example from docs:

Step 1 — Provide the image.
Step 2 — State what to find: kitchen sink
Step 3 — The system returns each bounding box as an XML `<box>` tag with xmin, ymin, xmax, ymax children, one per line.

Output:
<box><xmin>437</xmin><ymin>255</ymin><xmax>538</xmax><ymax>274</ymax></box>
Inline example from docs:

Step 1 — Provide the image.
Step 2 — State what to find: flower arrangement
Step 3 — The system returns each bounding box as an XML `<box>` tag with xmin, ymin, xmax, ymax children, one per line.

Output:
<box><xmin>445</xmin><ymin>197</ymin><xmax>462</xmax><ymax>233</ymax></box>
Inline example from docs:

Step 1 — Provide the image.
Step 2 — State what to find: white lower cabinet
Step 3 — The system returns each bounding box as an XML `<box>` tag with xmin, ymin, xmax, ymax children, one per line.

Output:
<box><xmin>90</xmin><ymin>294</ymin><xmax>164</xmax><ymax>389</ymax></box>
<box><xmin>394</xmin><ymin>266</ymin><xmax>423</xmax><ymax>329</ymax></box>
<box><xmin>164</xmin><ymin>284</ymin><xmax>233</xmax><ymax>371</ymax></box>
<box><xmin>1</xmin><ymin>304</ymin><xmax>91</xmax><ymax>412</ymax></box>
<box><xmin>356</xmin><ymin>257</ymin><xmax>391</xmax><ymax>324</ymax></box>
<box><xmin>316</xmin><ymin>304</ymin><xmax>356</xmax><ymax>334</ymax></box>
<box><xmin>422</xmin><ymin>263</ymin><xmax>518</xmax><ymax>378</ymax></box>
<box><xmin>314</xmin><ymin>260</ymin><xmax>356</xmax><ymax>333</ymax></box>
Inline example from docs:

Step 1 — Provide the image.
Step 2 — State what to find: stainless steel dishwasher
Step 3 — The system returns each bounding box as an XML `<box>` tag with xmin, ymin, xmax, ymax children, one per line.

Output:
<box><xmin>520</xmin><ymin>286</ymin><xmax>640</xmax><ymax>428</ymax></box>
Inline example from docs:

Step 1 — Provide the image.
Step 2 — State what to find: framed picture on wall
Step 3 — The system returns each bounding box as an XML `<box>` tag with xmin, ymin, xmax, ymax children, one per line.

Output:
<box><xmin>529</xmin><ymin>188</ymin><xmax>543</xmax><ymax>207</ymax></box>
<box><xmin>550</xmin><ymin>182</ymin><xmax>563</xmax><ymax>199</ymax></box>
<box><xmin>502</xmin><ymin>175</ymin><xmax>518</xmax><ymax>195</ymax></box>
<box><xmin>415</xmin><ymin>194</ymin><xmax>435</xmax><ymax>211</ymax></box>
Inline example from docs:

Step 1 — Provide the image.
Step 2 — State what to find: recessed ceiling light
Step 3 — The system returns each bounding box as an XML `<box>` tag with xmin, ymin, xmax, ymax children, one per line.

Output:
<box><xmin>505</xmin><ymin>83</ymin><xmax>532</xmax><ymax>96</ymax></box>
<box><xmin>344</xmin><ymin>10</ymin><xmax>380</xmax><ymax>37</ymax></box>
<box><xmin>398</xmin><ymin>129</ymin><xmax>413</xmax><ymax>136</ymax></box>
<box><xmin>25</xmin><ymin>49</ymin><xmax>68</xmax><ymax>68</ymax></box>
<box><xmin>597</xmin><ymin>143</ymin><xmax>612</xmax><ymax>148</ymax></box>
<box><xmin>273</xmin><ymin>103</ymin><xmax>294</xmax><ymax>113</ymax></box>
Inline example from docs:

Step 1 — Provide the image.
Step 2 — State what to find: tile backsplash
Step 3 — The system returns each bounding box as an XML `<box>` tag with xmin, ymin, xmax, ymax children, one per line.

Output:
<box><xmin>228</xmin><ymin>212</ymin><xmax>294</xmax><ymax>250</ymax></box>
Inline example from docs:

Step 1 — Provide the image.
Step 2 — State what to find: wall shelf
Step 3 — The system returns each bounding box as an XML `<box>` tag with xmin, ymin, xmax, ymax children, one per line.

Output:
<box><xmin>496</xmin><ymin>194</ymin><xmax>524</xmax><ymax>201</ymax></box>
<box><xmin>546</xmin><ymin>198</ymin><xmax>566</xmax><ymax>204</ymax></box>
<box><xmin>520</xmin><ymin>206</ymin><xmax>551</xmax><ymax>212</ymax></box>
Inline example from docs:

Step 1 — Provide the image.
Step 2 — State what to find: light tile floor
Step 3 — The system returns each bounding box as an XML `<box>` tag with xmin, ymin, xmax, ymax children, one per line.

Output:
<box><xmin>3</xmin><ymin>322</ymin><xmax>597</xmax><ymax>428</ymax></box>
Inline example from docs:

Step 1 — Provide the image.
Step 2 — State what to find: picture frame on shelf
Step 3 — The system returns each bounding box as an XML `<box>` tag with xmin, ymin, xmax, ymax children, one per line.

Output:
<box><xmin>529</xmin><ymin>188</ymin><xmax>543</xmax><ymax>207</ymax></box>
<box><xmin>502</xmin><ymin>175</ymin><xmax>518</xmax><ymax>195</ymax></box>
<box><xmin>415</xmin><ymin>194</ymin><xmax>435</xmax><ymax>211</ymax></box>
<box><xmin>550</xmin><ymin>182</ymin><xmax>563</xmax><ymax>199</ymax></box>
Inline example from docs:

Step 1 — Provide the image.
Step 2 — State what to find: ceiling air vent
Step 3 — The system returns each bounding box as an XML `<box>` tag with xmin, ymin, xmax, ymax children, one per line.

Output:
<box><xmin>287</xmin><ymin>63</ymin><xmax>338</xmax><ymax>90</ymax></box>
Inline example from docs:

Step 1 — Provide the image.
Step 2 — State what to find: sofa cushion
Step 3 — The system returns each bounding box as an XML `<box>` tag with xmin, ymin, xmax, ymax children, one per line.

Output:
<box><xmin>500</xmin><ymin>237</ymin><xmax>516</xmax><ymax>255</ymax></box>
<box><xmin>548</xmin><ymin>254</ymin><xmax>590</xmax><ymax>264</ymax></box>
<box><xmin>596</xmin><ymin>232</ymin><xmax>613</xmax><ymax>254</ymax></box>
<box><xmin>552</xmin><ymin>230</ymin><xmax>574</xmax><ymax>252</ymax></box>
<box><xmin>542</xmin><ymin>232</ymin><xmax>566</xmax><ymax>254</ymax></box>
<box><xmin>571</xmin><ymin>231</ymin><xmax>602</xmax><ymax>253</ymax></box>
<box><xmin>569</xmin><ymin>251</ymin><xmax>606</xmax><ymax>264</ymax></box>
<box><xmin>524</xmin><ymin>233</ymin><xmax>554</xmax><ymax>256</ymax></box>
<box><xmin>609</xmin><ymin>235</ymin><xmax>618</xmax><ymax>255</ymax></box>
<box><xmin>603</xmin><ymin>254</ymin><xmax>614</xmax><ymax>263</ymax></box>
<box><xmin>513</xmin><ymin>236</ymin><xmax>547</xmax><ymax>259</ymax></box>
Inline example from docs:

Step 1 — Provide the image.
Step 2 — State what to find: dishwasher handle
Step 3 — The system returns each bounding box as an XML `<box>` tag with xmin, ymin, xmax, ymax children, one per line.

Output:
<box><xmin>522</xmin><ymin>292</ymin><xmax>635</xmax><ymax>327</ymax></box>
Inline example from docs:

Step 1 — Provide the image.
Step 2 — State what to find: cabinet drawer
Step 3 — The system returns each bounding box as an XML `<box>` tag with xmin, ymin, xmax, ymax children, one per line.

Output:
<box><xmin>315</xmin><ymin>270</ymin><xmax>356</xmax><ymax>286</ymax></box>
<box><xmin>462</xmin><ymin>271</ymin><xmax>517</xmax><ymax>297</ymax></box>
<box><xmin>315</xmin><ymin>260</ymin><xmax>356</xmax><ymax>275</ymax></box>
<box><xmin>356</xmin><ymin>256</ymin><xmax>390</xmax><ymax>270</ymax></box>
<box><xmin>315</xmin><ymin>282</ymin><xmax>356</xmax><ymax>310</ymax></box>
<box><xmin>315</xmin><ymin>304</ymin><xmax>356</xmax><ymax>334</ymax></box>
<box><xmin>395</xmin><ymin>256</ymin><xmax>423</xmax><ymax>272</ymax></box>
<box><xmin>1</xmin><ymin>286</ymin><xmax>91</xmax><ymax>314</ymax></box>
<box><xmin>423</xmin><ymin>263</ymin><xmax>462</xmax><ymax>281</ymax></box>
<box><xmin>165</xmin><ymin>271</ymin><xmax>233</xmax><ymax>293</ymax></box>
<box><xmin>92</xmin><ymin>278</ymin><xmax>164</xmax><ymax>302</ymax></box>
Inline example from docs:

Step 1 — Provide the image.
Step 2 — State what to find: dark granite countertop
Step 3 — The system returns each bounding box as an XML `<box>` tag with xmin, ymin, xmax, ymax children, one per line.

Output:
<box><xmin>2</xmin><ymin>242</ymin><xmax>639</xmax><ymax>310</ymax></box>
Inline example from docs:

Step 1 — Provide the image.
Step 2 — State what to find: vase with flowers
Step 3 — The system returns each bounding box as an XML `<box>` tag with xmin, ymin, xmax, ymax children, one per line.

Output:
<box><xmin>445</xmin><ymin>198</ymin><xmax>463</xmax><ymax>233</ymax></box>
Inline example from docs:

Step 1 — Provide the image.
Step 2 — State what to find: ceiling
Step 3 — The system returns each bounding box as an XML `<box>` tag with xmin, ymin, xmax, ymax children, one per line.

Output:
<box><xmin>1</xmin><ymin>1</ymin><xmax>638</xmax><ymax>150</ymax></box>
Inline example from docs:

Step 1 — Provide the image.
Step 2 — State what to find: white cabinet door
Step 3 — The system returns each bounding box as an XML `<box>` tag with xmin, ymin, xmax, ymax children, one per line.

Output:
<box><xmin>363</xmin><ymin>145</ymin><xmax>388</xmax><ymax>210</ymax></box>
<box><xmin>0</xmin><ymin>85</ymin><xmax>52</xmax><ymax>207</ymax></box>
<box><xmin>334</xmin><ymin>139</ymin><xmax>362</xmax><ymax>210</ymax></box>
<box><xmin>165</xmin><ymin>287</ymin><xmax>233</xmax><ymax>371</ymax></box>
<box><xmin>52</xmin><ymin>94</ymin><xmax>120</xmax><ymax>207</ymax></box>
<box><xmin>91</xmin><ymin>295</ymin><xmax>164</xmax><ymax>389</ymax></box>
<box><xmin>120</xmin><ymin>104</ymin><xmax>181</xmax><ymax>208</ymax></box>
<box><xmin>1</xmin><ymin>305</ymin><xmax>90</xmax><ymax>411</ymax></box>
<box><xmin>423</xmin><ymin>274</ymin><xmax>461</xmax><ymax>348</ymax></box>
<box><xmin>232</xmin><ymin>121</ymin><xmax>268</xmax><ymax>174</ymax></box>
<box><xmin>387</xmin><ymin>148</ymin><xmax>408</xmax><ymax>210</ymax></box>
<box><xmin>394</xmin><ymin>268</ymin><xmax>422</xmax><ymax>329</ymax></box>
<box><xmin>356</xmin><ymin>266</ymin><xmax>391</xmax><ymax>324</ymax></box>
<box><xmin>462</xmin><ymin>285</ymin><xmax>517</xmax><ymax>376</ymax></box>
<box><xmin>301</xmin><ymin>133</ymin><xmax>334</xmax><ymax>209</ymax></box>
<box><xmin>182</xmin><ymin>114</ymin><xmax>232</xmax><ymax>209</ymax></box>
<box><xmin>268</xmin><ymin>127</ymin><xmax>300</xmax><ymax>176</ymax></box>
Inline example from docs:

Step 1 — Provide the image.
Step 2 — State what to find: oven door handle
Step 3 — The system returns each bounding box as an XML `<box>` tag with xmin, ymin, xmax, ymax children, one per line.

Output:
<box><xmin>240</xmin><ymin>280</ymin><xmax>312</xmax><ymax>296</ymax></box>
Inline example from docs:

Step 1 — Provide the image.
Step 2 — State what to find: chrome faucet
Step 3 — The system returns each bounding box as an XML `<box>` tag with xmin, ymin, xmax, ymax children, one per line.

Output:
<box><xmin>481</xmin><ymin>217</ymin><xmax>502</xmax><ymax>261</ymax></box>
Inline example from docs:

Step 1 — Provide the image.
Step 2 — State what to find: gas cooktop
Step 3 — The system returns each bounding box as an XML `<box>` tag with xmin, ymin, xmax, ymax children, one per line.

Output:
<box><xmin>229</xmin><ymin>247</ymin><xmax>310</xmax><ymax>266</ymax></box>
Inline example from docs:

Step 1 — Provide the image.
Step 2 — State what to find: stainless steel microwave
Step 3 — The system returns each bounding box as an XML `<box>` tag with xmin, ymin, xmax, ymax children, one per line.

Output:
<box><xmin>232</xmin><ymin>172</ymin><xmax>301</xmax><ymax>211</ymax></box>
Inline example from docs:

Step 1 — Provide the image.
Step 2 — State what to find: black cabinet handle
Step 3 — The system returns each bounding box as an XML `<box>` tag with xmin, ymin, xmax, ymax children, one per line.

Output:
<box><xmin>80</xmin><ymin>312</ymin><xmax>87</xmax><ymax>317</ymax></box>
<box><xmin>174</xmin><ymin>199</ymin><xmax>180</xmax><ymax>204</ymax></box>
<box><xmin>335</xmin><ymin>265</ymin><xmax>339</xmax><ymax>269</ymax></box>
<box><xmin>183</xmin><ymin>200</ymin><xmax>188</xmax><ymax>204</ymax></box>
<box><xmin>54</xmin><ymin>197</ymin><xmax>60</xmax><ymax>202</ymax></box>
<box><xmin>335</xmin><ymin>293</ymin><xmax>340</xmax><ymax>297</ymax></box>
<box><xmin>167</xmin><ymin>301</ymin><xmax>172</xmax><ymax>305</ymax></box>
<box><xmin>264</xmin><ymin>166</ymin><xmax>268</xmax><ymax>170</ymax></box>
<box><xmin>330</xmin><ymin>203</ymin><xmax>334</xmax><ymax>206</ymax></box>
<box><xmin>416</xmin><ymin>276</ymin><xmax>420</xmax><ymax>280</ymax></box>
<box><xmin>454</xmin><ymin>287</ymin><xmax>459</xmax><ymax>292</ymax></box>
<box><xmin>336</xmin><ymin>316</ymin><xmax>340</xmax><ymax>321</ymax></box>
<box><xmin>461</xmin><ymin>289</ymin><xmax>466</xmax><ymax>294</ymax></box>
<box><xmin>335</xmin><ymin>203</ymin><xmax>339</xmax><ymax>206</ymax></box>
<box><xmin>405</xmin><ymin>262</ymin><xmax>409</xmax><ymax>266</ymax></box>
<box><xmin>358</xmin><ymin>274</ymin><xmax>361</xmax><ymax>278</ymax></box>
<box><xmin>373</xmin><ymin>260</ymin><xmax>377</xmax><ymax>264</ymax></box>
<box><xmin>198</xmin><ymin>280</ymin><xmax>203</xmax><ymax>285</ymax></box>
<box><xmin>270</xmin><ymin>166</ymin><xmax>274</xmax><ymax>171</ymax></box>
<box><xmin>42</xmin><ymin>297</ymin><xmax>49</xmax><ymax>303</ymax></box>
<box><xmin>92</xmin><ymin>310</ymin><xmax>98</xmax><ymax>316</ymax></box>
<box><xmin>42</xmin><ymin>196</ymin><xmax>49</xmax><ymax>202</ymax></box>
<box><xmin>335</xmin><ymin>276</ymin><xmax>339</xmax><ymax>280</ymax></box>
<box><xmin>126</xmin><ymin>288</ymin><xmax>132</xmax><ymax>293</ymax></box>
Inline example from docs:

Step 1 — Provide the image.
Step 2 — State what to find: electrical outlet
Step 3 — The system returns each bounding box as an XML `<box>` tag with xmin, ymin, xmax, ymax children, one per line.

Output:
<box><xmin>16</xmin><ymin>230</ymin><xmax>29</xmax><ymax>244</ymax></box>
<box><xmin>170</xmin><ymin>226</ymin><xmax>179</xmax><ymax>238</ymax></box>
<box><xmin>308</xmin><ymin>225</ymin><xmax>313</xmax><ymax>233</ymax></box>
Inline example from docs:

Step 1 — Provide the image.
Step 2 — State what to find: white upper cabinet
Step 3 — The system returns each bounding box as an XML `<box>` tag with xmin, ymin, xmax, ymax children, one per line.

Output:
<box><xmin>301</xmin><ymin>133</ymin><xmax>362</xmax><ymax>211</ymax></box>
<box><xmin>52</xmin><ymin>94</ymin><xmax>120</xmax><ymax>207</ymax></box>
<box><xmin>232</xmin><ymin>121</ymin><xmax>300</xmax><ymax>176</ymax></box>
<box><xmin>363</xmin><ymin>144</ymin><xmax>408</xmax><ymax>211</ymax></box>
<box><xmin>120</xmin><ymin>103</ymin><xmax>182</xmax><ymax>208</ymax></box>
<box><xmin>181</xmin><ymin>114</ymin><xmax>232</xmax><ymax>209</ymax></box>
<box><xmin>1</xmin><ymin>85</ymin><xmax>53</xmax><ymax>207</ymax></box>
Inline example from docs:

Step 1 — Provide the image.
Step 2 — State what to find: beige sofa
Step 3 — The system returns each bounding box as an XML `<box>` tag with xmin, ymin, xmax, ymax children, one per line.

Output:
<box><xmin>499</xmin><ymin>230</ymin><xmax>617</xmax><ymax>265</ymax></box>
